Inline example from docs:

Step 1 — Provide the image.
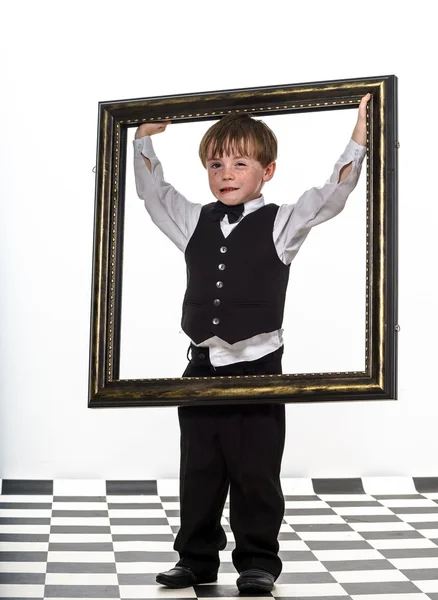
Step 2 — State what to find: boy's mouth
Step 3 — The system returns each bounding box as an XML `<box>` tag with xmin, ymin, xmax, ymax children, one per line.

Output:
<box><xmin>220</xmin><ymin>187</ymin><xmax>239</xmax><ymax>193</ymax></box>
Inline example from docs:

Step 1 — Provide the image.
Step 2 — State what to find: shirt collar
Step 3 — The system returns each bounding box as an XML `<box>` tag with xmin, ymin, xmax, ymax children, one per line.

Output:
<box><xmin>242</xmin><ymin>194</ymin><xmax>265</xmax><ymax>215</ymax></box>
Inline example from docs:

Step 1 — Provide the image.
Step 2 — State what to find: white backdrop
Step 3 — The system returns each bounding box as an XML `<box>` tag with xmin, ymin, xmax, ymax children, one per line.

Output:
<box><xmin>121</xmin><ymin>111</ymin><xmax>366</xmax><ymax>379</ymax></box>
<box><xmin>1</xmin><ymin>0</ymin><xmax>437</xmax><ymax>480</ymax></box>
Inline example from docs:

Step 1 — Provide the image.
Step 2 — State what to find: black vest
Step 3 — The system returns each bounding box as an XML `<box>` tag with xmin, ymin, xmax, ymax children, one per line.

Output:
<box><xmin>181</xmin><ymin>203</ymin><xmax>291</xmax><ymax>345</ymax></box>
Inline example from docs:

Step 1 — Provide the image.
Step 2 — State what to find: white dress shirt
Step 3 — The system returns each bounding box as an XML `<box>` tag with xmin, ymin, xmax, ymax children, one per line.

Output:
<box><xmin>133</xmin><ymin>136</ymin><xmax>366</xmax><ymax>367</ymax></box>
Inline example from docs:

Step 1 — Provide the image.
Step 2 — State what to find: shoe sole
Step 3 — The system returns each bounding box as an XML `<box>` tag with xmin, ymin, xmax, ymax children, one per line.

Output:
<box><xmin>237</xmin><ymin>581</ymin><xmax>274</xmax><ymax>593</ymax></box>
<box><xmin>156</xmin><ymin>573</ymin><xmax>217</xmax><ymax>588</ymax></box>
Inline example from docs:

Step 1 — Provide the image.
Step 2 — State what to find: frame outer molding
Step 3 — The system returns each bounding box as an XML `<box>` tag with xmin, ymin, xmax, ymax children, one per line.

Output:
<box><xmin>89</xmin><ymin>105</ymin><xmax>114</xmax><ymax>396</ymax></box>
<box><xmin>88</xmin><ymin>75</ymin><xmax>398</xmax><ymax>408</ymax></box>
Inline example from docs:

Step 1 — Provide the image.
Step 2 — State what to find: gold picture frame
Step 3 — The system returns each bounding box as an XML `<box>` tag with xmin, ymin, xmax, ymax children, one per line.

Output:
<box><xmin>88</xmin><ymin>74</ymin><xmax>398</xmax><ymax>408</ymax></box>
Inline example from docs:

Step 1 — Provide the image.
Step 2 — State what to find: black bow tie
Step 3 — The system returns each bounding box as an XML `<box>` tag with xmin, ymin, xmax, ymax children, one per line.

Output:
<box><xmin>211</xmin><ymin>201</ymin><xmax>244</xmax><ymax>224</ymax></box>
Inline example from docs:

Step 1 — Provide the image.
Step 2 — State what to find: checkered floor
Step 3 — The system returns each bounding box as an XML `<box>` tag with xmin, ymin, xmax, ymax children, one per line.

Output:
<box><xmin>1</xmin><ymin>478</ymin><xmax>438</xmax><ymax>599</ymax></box>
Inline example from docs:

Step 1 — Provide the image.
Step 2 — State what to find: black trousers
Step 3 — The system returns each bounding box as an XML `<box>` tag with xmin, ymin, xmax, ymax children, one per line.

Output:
<box><xmin>174</xmin><ymin>345</ymin><xmax>285</xmax><ymax>578</ymax></box>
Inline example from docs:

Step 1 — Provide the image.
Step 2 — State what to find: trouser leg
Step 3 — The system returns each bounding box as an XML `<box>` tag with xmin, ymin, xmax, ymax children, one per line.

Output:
<box><xmin>174</xmin><ymin>345</ymin><xmax>285</xmax><ymax>577</ymax></box>
<box><xmin>223</xmin><ymin>403</ymin><xmax>286</xmax><ymax>579</ymax></box>
<box><xmin>174</xmin><ymin>404</ymin><xmax>229</xmax><ymax>575</ymax></box>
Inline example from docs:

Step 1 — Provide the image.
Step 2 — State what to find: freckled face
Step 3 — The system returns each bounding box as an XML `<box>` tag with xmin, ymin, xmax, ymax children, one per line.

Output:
<box><xmin>206</xmin><ymin>144</ymin><xmax>276</xmax><ymax>206</ymax></box>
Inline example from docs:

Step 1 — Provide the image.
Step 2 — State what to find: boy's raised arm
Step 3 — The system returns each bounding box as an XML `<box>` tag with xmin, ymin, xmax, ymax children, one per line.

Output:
<box><xmin>274</xmin><ymin>94</ymin><xmax>370</xmax><ymax>265</ymax></box>
<box><xmin>135</xmin><ymin>122</ymin><xmax>169</xmax><ymax>172</ymax></box>
<box><xmin>133</xmin><ymin>122</ymin><xmax>202</xmax><ymax>252</ymax></box>
<box><xmin>337</xmin><ymin>93</ymin><xmax>369</xmax><ymax>183</ymax></box>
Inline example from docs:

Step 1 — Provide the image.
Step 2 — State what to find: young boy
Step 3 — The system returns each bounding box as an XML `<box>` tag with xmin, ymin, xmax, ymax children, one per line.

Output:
<box><xmin>133</xmin><ymin>93</ymin><xmax>369</xmax><ymax>593</ymax></box>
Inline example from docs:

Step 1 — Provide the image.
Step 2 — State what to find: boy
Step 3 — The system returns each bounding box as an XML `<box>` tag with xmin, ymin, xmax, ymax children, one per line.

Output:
<box><xmin>133</xmin><ymin>93</ymin><xmax>369</xmax><ymax>593</ymax></box>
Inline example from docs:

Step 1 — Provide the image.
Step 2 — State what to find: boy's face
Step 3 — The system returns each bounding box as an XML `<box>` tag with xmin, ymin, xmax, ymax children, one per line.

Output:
<box><xmin>206</xmin><ymin>142</ymin><xmax>276</xmax><ymax>206</ymax></box>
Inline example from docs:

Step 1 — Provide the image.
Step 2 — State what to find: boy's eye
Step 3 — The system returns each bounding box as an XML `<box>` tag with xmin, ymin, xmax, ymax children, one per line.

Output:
<box><xmin>209</xmin><ymin>161</ymin><xmax>247</xmax><ymax>169</ymax></box>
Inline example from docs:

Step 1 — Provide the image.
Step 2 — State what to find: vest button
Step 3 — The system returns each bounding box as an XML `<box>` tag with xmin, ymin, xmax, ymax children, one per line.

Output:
<box><xmin>213</xmin><ymin>299</ymin><xmax>221</xmax><ymax>306</ymax></box>
<box><xmin>218</xmin><ymin>263</ymin><xmax>226</xmax><ymax>270</ymax></box>
<box><xmin>212</xmin><ymin>318</ymin><xmax>220</xmax><ymax>325</ymax></box>
<box><xmin>220</xmin><ymin>246</ymin><xmax>227</xmax><ymax>253</ymax></box>
<box><xmin>216</xmin><ymin>281</ymin><xmax>224</xmax><ymax>288</ymax></box>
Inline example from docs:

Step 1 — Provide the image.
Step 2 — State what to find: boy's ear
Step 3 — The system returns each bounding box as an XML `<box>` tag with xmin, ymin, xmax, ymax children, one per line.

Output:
<box><xmin>263</xmin><ymin>161</ymin><xmax>276</xmax><ymax>182</ymax></box>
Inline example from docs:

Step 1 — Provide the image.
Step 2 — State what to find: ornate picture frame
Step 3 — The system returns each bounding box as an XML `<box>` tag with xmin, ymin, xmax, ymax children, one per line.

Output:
<box><xmin>88</xmin><ymin>74</ymin><xmax>398</xmax><ymax>408</ymax></box>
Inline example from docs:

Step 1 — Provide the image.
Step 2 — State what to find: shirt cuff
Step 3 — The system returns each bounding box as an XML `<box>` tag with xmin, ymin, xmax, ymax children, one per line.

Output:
<box><xmin>345</xmin><ymin>137</ymin><xmax>367</xmax><ymax>158</ymax></box>
<box><xmin>133</xmin><ymin>135</ymin><xmax>156</xmax><ymax>159</ymax></box>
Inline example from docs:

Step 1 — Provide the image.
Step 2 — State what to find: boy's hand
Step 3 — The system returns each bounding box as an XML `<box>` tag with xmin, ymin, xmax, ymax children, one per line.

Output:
<box><xmin>351</xmin><ymin>93</ymin><xmax>370</xmax><ymax>146</ymax></box>
<box><xmin>135</xmin><ymin>121</ymin><xmax>172</xmax><ymax>139</ymax></box>
<box><xmin>338</xmin><ymin>93</ymin><xmax>370</xmax><ymax>183</ymax></box>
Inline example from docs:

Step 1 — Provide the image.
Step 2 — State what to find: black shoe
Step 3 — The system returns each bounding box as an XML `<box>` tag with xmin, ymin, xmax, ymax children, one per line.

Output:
<box><xmin>156</xmin><ymin>566</ymin><xmax>218</xmax><ymax>588</ymax></box>
<box><xmin>236</xmin><ymin>568</ymin><xmax>275</xmax><ymax>593</ymax></box>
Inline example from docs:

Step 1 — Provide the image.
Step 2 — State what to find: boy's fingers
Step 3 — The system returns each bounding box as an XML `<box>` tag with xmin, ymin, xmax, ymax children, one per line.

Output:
<box><xmin>357</xmin><ymin>93</ymin><xmax>370</xmax><ymax>121</ymax></box>
<box><xmin>135</xmin><ymin>120</ymin><xmax>172</xmax><ymax>138</ymax></box>
<box><xmin>153</xmin><ymin>120</ymin><xmax>172</xmax><ymax>130</ymax></box>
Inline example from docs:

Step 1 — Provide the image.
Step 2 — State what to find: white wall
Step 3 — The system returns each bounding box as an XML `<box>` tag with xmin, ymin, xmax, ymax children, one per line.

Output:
<box><xmin>121</xmin><ymin>111</ymin><xmax>367</xmax><ymax>379</ymax></box>
<box><xmin>1</xmin><ymin>0</ymin><xmax>436</xmax><ymax>480</ymax></box>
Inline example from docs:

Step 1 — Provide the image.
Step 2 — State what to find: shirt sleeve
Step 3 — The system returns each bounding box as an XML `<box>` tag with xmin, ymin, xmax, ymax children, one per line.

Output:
<box><xmin>273</xmin><ymin>138</ymin><xmax>367</xmax><ymax>265</ymax></box>
<box><xmin>133</xmin><ymin>136</ymin><xmax>203</xmax><ymax>252</ymax></box>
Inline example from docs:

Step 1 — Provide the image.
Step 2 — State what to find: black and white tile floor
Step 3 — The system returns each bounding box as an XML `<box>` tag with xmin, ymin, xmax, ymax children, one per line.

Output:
<box><xmin>1</xmin><ymin>477</ymin><xmax>438</xmax><ymax>599</ymax></box>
